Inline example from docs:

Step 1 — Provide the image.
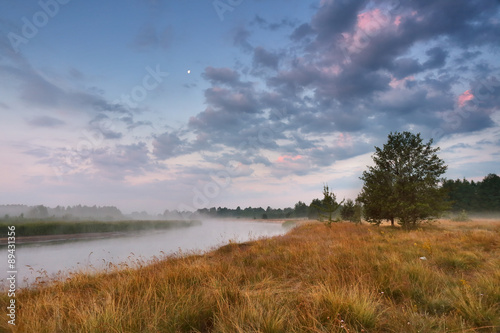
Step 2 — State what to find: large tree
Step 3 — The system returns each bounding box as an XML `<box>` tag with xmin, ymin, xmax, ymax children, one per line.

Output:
<box><xmin>358</xmin><ymin>132</ymin><xmax>448</xmax><ymax>229</ymax></box>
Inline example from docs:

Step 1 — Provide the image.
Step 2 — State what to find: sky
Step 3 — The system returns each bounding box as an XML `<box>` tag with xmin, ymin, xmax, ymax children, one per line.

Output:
<box><xmin>0</xmin><ymin>0</ymin><xmax>499</xmax><ymax>214</ymax></box>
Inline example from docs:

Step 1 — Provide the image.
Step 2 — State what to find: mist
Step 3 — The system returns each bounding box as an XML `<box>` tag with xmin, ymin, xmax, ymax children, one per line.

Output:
<box><xmin>0</xmin><ymin>219</ymin><xmax>293</xmax><ymax>288</ymax></box>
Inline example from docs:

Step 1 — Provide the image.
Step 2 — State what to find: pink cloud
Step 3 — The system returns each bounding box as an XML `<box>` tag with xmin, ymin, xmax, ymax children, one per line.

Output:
<box><xmin>337</xmin><ymin>133</ymin><xmax>353</xmax><ymax>148</ymax></box>
<box><xmin>341</xmin><ymin>8</ymin><xmax>393</xmax><ymax>56</ymax></box>
<box><xmin>276</xmin><ymin>155</ymin><xmax>303</xmax><ymax>163</ymax></box>
<box><xmin>394</xmin><ymin>15</ymin><xmax>402</xmax><ymax>26</ymax></box>
<box><xmin>458</xmin><ymin>90</ymin><xmax>474</xmax><ymax>107</ymax></box>
<box><xmin>357</xmin><ymin>9</ymin><xmax>390</xmax><ymax>34</ymax></box>
<box><xmin>389</xmin><ymin>75</ymin><xmax>415</xmax><ymax>89</ymax></box>
<box><xmin>321</xmin><ymin>64</ymin><xmax>342</xmax><ymax>77</ymax></box>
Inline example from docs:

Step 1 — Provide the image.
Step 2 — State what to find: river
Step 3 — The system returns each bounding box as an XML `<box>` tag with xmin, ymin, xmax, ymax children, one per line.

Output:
<box><xmin>1</xmin><ymin>219</ymin><xmax>293</xmax><ymax>288</ymax></box>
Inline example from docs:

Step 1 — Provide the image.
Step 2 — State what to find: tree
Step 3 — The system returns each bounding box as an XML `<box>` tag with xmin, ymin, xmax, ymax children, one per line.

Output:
<box><xmin>341</xmin><ymin>199</ymin><xmax>362</xmax><ymax>224</ymax></box>
<box><xmin>294</xmin><ymin>201</ymin><xmax>308</xmax><ymax>217</ymax></box>
<box><xmin>358</xmin><ymin>132</ymin><xmax>448</xmax><ymax>229</ymax></box>
<box><xmin>27</xmin><ymin>205</ymin><xmax>49</xmax><ymax>219</ymax></box>
<box><xmin>317</xmin><ymin>184</ymin><xmax>344</xmax><ymax>225</ymax></box>
<box><xmin>442</xmin><ymin>178</ymin><xmax>478</xmax><ymax>212</ymax></box>
<box><xmin>477</xmin><ymin>173</ymin><xmax>500</xmax><ymax>211</ymax></box>
<box><xmin>308</xmin><ymin>198</ymin><xmax>322</xmax><ymax>219</ymax></box>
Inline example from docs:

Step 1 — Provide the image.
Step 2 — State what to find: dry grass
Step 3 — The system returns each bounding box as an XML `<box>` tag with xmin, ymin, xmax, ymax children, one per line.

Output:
<box><xmin>1</xmin><ymin>220</ymin><xmax>499</xmax><ymax>332</ymax></box>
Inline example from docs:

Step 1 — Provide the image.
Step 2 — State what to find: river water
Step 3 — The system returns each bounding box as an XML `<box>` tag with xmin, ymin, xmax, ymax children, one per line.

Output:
<box><xmin>1</xmin><ymin>220</ymin><xmax>292</xmax><ymax>288</ymax></box>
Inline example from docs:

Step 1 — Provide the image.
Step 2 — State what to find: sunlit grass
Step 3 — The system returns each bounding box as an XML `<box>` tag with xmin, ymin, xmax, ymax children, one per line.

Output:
<box><xmin>1</xmin><ymin>220</ymin><xmax>499</xmax><ymax>332</ymax></box>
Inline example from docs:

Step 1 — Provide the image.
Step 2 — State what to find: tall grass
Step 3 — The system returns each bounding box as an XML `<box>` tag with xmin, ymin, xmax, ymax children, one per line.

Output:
<box><xmin>1</xmin><ymin>221</ymin><xmax>499</xmax><ymax>332</ymax></box>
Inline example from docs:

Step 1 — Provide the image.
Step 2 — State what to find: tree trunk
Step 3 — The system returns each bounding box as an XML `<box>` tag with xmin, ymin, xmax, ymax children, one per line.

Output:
<box><xmin>390</xmin><ymin>217</ymin><xmax>394</xmax><ymax>226</ymax></box>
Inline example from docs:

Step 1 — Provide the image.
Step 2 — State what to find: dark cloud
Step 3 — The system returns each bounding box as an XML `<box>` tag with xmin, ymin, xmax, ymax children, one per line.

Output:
<box><xmin>251</xmin><ymin>15</ymin><xmax>297</xmax><ymax>31</ymax></box>
<box><xmin>312</xmin><ymin>0</ymin><xmax>369</xmax><ymax>40</ymax></box>
<box><xmin>233</xmin><ymin>26</ymin><xmax>253</xmax><ymax>52</ymax></box>
<box><xmin>26</xmin><ymin>116</ymin><xmax>65</xmax><ymax>128</ymax></box>
<box><xmin>400</xmin><ymin>0</ymin><xmax>500</xmax><ymax>47</ymax></box>
<box><xmin>202</xmin><ymin>67</ymin><xmax>241</xmax><ymax>86</ymax></box>
<box><xmin>391</xmin><ymin>58</ymin><xmax>423</xmax><ymax>79</ymax></box>
<box><xmin>152</xmin><ymin>132</ymin><xmax>187</xmax><ymax>160</ymax></box>
<box><xmin>166</xmin><ymin>0</ymin><xmax>500</xmax><ymax>174</ymax></box>
<box><xmin>290</xmin><ymin>23</ymin><xmax>315</xmax><ymax>41</ymax></box>
<box><xmin>422</xmin><ymin>47</ymin><xmax>448</xmax><ymax>70</ymax></box>
<box><xmin>204</xmin><ymin>86</ymin><xmax>260</xmax><ymax>114</ymax></box>
<box><xmin>253</xmin><ymin>46</ymin><xmax>279</xmax><ymax>70</ymax></box>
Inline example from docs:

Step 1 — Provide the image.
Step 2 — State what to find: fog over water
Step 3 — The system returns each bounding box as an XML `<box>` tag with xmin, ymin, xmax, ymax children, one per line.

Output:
<box><xmin>1</xmin><ymin>220</ymin><xmax>291</xmax><ymax>288</ymax></box>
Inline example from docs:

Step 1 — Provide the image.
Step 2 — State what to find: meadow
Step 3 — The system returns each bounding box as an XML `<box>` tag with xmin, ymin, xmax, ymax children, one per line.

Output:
<box><xmin>1</xmin><ymin>219</ymin><xmax>499</xmax><ymax>332</ymax></box>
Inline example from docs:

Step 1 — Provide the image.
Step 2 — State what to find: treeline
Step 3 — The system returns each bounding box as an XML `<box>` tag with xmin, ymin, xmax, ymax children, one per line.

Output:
<box><xmin>2</xmin><ymin>173</ymin><xmax>498</xmax><ymax>222</ymax></box>
<box><xmin>0</xmin><ymin>204</ymin><xmax>124</xmax><ymax>221</ymax></box>
<box><xmin>442</xmin><ymin>173</ymin><xmax>500</xmax><ymax>212</ymax></box>
<box><xmin>191</xmin><ymin>201</ymin><xmax>309</xmax><ymax>219</ymax></box>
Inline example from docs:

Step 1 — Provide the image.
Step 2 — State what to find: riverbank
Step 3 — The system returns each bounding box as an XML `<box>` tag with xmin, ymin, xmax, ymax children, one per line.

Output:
<box><xmin>1</xmin><ymin>220</ymin><xmax>499</xmax><ymax>332</ymax></box>
<box><xmin>0</xmin><ymin>220</ymin><xmax>201</xmax><ymax>244</ymax></box>
<box><xmin>0</xmin><ymin>231</ymin><xmax>130</xmax><ymax>245</ymax></box>
<box><xmin>0</xmin><ymin>218</ymin><xmax>299</xmax><ymax>245</ymax></box>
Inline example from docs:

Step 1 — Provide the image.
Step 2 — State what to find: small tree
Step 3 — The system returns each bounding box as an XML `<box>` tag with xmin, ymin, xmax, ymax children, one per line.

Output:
<box><xmin>316</xmin><ymin>184</ymin><xmax>344</xmax><ymax>226</ymax></box>
<box><xmin>308</xmin><ymin>198</ymin><xmax>322</xmax><ymax>219</ymax></box>
<box><xmin>341</xmin><ymin>199</ymin><xmax>362</xmax><ymax>224</ymax></box>
<box><xmin>358</xmin><ymin>132</ymin><xmax>448</xmax><ymax>229</ymax></box>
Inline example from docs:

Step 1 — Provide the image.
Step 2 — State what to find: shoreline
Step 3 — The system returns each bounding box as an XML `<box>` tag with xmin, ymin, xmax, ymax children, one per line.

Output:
<box><xmin>0</xmin><ymin>231</ymin><xmax>129</xmax><ymax>245</ymax></box>
<box><xmin>0</xmin><ymin>218</ymin><xmax>301</xmax><ymax>245</ymax></box>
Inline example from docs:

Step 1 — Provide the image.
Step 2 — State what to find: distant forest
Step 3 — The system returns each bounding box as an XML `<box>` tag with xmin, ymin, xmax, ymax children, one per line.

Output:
<box><xmin>442</xmin><ymin>173</ymin><xmax>500</xmax><ymax>212</ymax></box>
<box><xmin>1</xmin><ymin>174</ymin><xmax>498</xmax><ymax>221</ymax></box>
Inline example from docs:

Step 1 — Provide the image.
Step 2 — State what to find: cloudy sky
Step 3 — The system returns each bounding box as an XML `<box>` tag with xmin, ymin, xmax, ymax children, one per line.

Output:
<box><xmin>0</xmin><ymin>0</ymin><xmax>499</xmax><ymax>214</ymax></box>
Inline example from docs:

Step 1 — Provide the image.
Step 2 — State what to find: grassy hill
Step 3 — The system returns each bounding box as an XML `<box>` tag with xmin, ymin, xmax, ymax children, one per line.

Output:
<box><xmin>1</xmin><ymin>220</ymin><xmax>499</xmax><ymax>332</ymax></box>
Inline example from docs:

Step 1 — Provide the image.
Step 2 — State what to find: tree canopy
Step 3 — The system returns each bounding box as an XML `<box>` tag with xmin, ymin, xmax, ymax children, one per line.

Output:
<box><xmin>358</xmin><ymin>131</ymin><xmax>448</xmax><ymax>229</ymax></box>
<box><xmin>442</xmin><ymin>174</ymin><xmax>500</xmax><ymax>212</ymax></box>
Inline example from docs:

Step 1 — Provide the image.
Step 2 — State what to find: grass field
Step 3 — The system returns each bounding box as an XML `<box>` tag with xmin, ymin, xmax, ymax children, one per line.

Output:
<box><xmin>1</xmin><ymin>219</ymin><xmax>499</xmax><ymax>332</ymax></box>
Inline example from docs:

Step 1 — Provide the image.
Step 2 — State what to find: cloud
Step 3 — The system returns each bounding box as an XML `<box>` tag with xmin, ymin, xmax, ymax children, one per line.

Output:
<box><xmin>26</xmin><ymin>116</ymin><xmax>65</xmax><ymax>128</ymax></box>
<box><xmin>137</xmin><ymin>0</ymin><xmax>500</xmax><ymax>179</ymax></box>
<box><xmin>458</xmin><ymin>90</ymin><xmax>474</xmax><ymax>107</ymax></box>
<box><xmin>204</xmin><ymin>86</ymin><xmax>260</xmax><ymax>114</ymax></box>
<box><xmin>202</xmin><ymin>66</ymin><xmax>242</xmax><ymax>86</ymax></box>
<box><xmin>5</xmin><ymin>0</ymin><xmax>499</xmax><ymax>195</ymax></box>
<box><xmin>91</xmin><ymin>142</ymin><xmax>155</xmax><ymax>180</ymax></box>
<box><xmin>423</xmin><ymin>47</ymin><xmax>448</xmax><ymax>69</ymax></box>
<box><xmin>152</xmin><ymin>131</ymin><xmax>187</xmax><ymax>160</ymax></box>
<box><xmin>232</xmin><ymin>26</ymin><xmax>253</xmax><ymax>52</ymax></box>
<box><xmin>251</xmin><ymin>15</ymin><xmax>297</xmax><ymax>31</ymax></box>
<box><xmin>253</xmin><ymin>46</ymin><xmax>279</xmax><ymax>70</ymax></box>
<box><xmin>312</xmin><ymin>0</ymin><xmax>369</xmax><ymax>40</ymax></box>
<box><xmin>131</xmin><ymin>24</ymin><xmax>173</xmax><ymax>51</ymax></box>
<box><xmin>290</xmin><ymin>23</ymin><xmax>315</xmax><ymax>41</ymax></box>
<box><xmin>271</xmin><ymin>154</ymin><xmax>312</xmax><ymax>178</ymax></box>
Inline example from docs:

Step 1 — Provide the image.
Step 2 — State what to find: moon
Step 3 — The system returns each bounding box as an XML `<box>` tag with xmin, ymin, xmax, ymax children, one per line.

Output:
<box><xmin>187</xmin><ymin>70</ymin><xmax>191</xmax><ymax>74</ymax></box>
